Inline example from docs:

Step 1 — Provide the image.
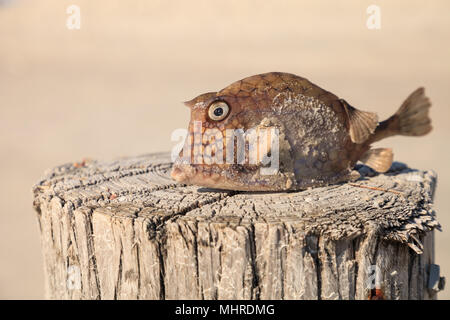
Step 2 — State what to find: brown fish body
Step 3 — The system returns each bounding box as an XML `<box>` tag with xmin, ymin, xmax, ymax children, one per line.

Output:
<box><xmin>171</xmin><ymin>72</ymin><xmax>432</xmax><ymax>191</ymax></box>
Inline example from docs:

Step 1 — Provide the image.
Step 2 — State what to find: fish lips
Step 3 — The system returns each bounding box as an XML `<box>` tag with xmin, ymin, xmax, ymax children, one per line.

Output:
<box><xmin>171</xmin><ymin>163</ymin><xmax>224</xmax><ymax>188</ymax></box>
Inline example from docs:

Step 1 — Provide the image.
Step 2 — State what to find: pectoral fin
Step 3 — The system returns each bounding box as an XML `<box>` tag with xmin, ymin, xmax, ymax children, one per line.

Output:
<box><xmin>360</xmin><ymin>148</ymin><xmax>393</xmax><ymax>173</ymax></box>
<box><xmin>340</xmin><ymin>99</ymin><xmax>379</xmax><ymax>144</ymax></box>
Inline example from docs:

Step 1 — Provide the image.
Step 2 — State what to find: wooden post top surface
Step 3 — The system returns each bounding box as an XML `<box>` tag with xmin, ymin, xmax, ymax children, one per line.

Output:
<box><xmin>33</xmin><ymin>152</ymin><xmax>440</xmax><ymax>254</ymax></box>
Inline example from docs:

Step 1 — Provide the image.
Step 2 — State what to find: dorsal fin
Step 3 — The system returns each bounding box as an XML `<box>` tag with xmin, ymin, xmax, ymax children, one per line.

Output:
<box><xmin>340</xmin><ymin>99</ymin><xmax>379</xmax><ymax>144</ymax></box>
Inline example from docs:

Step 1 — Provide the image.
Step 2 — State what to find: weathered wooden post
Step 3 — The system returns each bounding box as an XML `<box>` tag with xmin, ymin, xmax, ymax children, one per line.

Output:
<box><xmin>33</xmin><ymin>153</ymin><xmax>444</xmax><ymax>299</ymax></box>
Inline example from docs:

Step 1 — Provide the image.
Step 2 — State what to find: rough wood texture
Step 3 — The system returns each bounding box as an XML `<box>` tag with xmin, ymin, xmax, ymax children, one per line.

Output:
<box><xmin>33</xmin><ymin>153</ymin><xmax>442</xmax><ymax>300</ymax></box>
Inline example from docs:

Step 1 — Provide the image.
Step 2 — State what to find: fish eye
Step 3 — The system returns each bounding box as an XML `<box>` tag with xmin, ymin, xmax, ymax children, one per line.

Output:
<box><xmin>208</xmin><ymin>101</ymin><xmax>229</xmax><ymax>121</ymax></box>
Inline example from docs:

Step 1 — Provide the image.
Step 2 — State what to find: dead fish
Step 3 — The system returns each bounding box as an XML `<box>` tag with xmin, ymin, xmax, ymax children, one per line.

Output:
<box><xmin>171</xmin><ymin>72</ymin><xmax>432</xmax><ymax>191</ymax></box>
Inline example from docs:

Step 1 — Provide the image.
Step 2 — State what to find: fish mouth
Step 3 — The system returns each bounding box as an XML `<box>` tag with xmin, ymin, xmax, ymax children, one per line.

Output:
<box><xmin>170</xmin><ymin>165</ymin><xmax>196</xmax><ymax>183</ymax></box>
<box><xmin>171</xmin><ymin>163</ymin><xmax>281</xmax><ymax>191</ymax></box>
<box><xmin>170</xmin><ymin>163</ymin><xmax>224</xmax><ymax>187</ymax></box>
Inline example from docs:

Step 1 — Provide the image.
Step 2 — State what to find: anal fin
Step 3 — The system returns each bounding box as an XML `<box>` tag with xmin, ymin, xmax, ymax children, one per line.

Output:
<box><xmin>360</xmin><ymin>148</ymin><xmax>393</xmax><ymax>173</ymax></box>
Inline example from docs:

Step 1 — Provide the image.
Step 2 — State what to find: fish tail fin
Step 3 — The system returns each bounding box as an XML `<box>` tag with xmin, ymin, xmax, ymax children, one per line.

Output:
<box><xmin>360</xmin><ymin>148</ymin><xmax>393</xmax><ymax>173</ymax></box>
<box><xmin>395</xmin><ymin>87</ymin><xmax>432</xmax><ymax>136</ymax></box>
<box><xmin>371</xmin><ymin>87</ymin><xmax>432</xmax><ymax>143</ymax></box>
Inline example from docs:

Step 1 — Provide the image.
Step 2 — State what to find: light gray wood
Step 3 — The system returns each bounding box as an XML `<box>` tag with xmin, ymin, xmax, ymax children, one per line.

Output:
<box><xmin>33</xmin><ymin>153</ymin><xmax>442</xmax><ymax>300</ymax></box>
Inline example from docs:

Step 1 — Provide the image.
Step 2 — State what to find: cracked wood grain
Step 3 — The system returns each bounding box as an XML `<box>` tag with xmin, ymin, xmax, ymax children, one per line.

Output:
<box><xmin>33</xmin><ymin>153</ymin><xmax>441</xmax><ymax>300</ymax></box>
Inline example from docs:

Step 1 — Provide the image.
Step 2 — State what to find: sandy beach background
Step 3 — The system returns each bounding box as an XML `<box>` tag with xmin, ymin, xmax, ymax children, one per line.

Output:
<box><xmin>0</xmin><ymin>0</ymin><xmax>449</xmax><ymax>299</ymax></box>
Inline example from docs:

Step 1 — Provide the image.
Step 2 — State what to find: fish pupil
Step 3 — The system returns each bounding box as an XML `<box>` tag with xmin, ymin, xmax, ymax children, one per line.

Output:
<box><xmin>214</xmin><ymin>107</ymin><xmax>223</xmax><ymax>117</ymax></box>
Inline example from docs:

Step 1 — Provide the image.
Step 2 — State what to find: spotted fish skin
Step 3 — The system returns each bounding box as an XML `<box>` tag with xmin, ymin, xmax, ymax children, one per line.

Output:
<box><xmin>171</xmin><ymin>72</ymin><xmax>432</xmax><ymax>191</ymax></box>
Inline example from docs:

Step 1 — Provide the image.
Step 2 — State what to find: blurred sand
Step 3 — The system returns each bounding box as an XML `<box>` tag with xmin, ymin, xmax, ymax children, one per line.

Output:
<box><xmin>0</xmin><ymin>0</ymin><xmax>449</xmax><ymax>299</ymax></box>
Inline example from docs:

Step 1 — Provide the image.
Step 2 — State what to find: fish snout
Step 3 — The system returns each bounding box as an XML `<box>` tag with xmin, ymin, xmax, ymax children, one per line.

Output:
<box><xmin>170</xmin><ymin>164</ymin><xmax>196</xmax><ymax>183</ymax></box>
